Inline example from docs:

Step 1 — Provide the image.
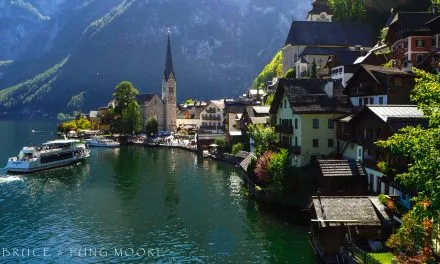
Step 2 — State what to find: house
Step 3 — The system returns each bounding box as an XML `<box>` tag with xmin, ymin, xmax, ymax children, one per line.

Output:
<box><xmin>269</xmin><ymin>78</ymin><xmax>352</xmax><ymax>167</ymax></box>
<box><xmin>326</xmin><ymin>50</ymin><xmax>362</xmax><ymax>87</ymax></box>
<box><xmin>310</xmin><ymin>196</ymin><xmax>391</xmax><ymax>263</ymax></box>
<box><xmin>424</xmin><ymin>15</ymin><xmax>440</xmax><ymax>72</ymax></box>
<box><xmin>237</xmin><ymin>105</ymin><xmax>270</xmax><ymax>150</ymax></box>
<box><xmin>282</xmin><ymin>21</ymin><xmax>375</xmax><ymax>77</ymax></box>
<box><xmin>199</xmin><ymin>100</ymin><xmax>225</xmax><ymax>133</ymax></box>
<box><xmin>385</xmin><ymin>12</ymin><xmax>438</xmax><ymax>68</ymax></box>
<box><xmin>344</xmin><ymin>64</ymin><xmax>415</xmax><ymax>107</ymax></box>
<box><xmin>317</xmin><ymin>159</ymin><xmax>368</xmax><ymax>196</ymax></box>
<box><xmin>336</xmin><ymin>105</ymin><xmax>428</xmax><ymax>209</ymax></box>
<box><xmin>176</xmin><ymin>102</ymin><xmax>205</xmax><ymax>131</ymax></box>
<box><xmin>136</xmin><ymin>33</ymin><xmax>177</xmax><ymax>132</ymax></box>
<box><xmin>223</xmin><ymin>101</ymin><xmax>258</xmax><ymax>144</ymax></box>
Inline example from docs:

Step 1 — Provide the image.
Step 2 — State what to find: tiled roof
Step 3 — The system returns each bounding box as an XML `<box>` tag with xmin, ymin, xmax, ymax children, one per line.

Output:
<box><xmin>318</xmin><ymin>160</ymin><xmax>365</xmax><ymax>177</ymax></box>
<box><xmin>272</xmin><ymin>79</ymin><xmax>352</xmax><ymax>114</ymax></box>
<box><xmin>250</xmin><ymin>117</ymin><xmax>269</xmax><ymax>125</ymax></box>
<box><xmin>312</xmin><ymin>196</ymin><xmax>389</xmax><ymax>227</ymax></box>
<box><xmin>284</xmin><ymin>21</ymin><xmax>375</xmax><ymax>47</ymax></box>
<box><xmin>367</xmin><ymin>105</ymin><xmax>424</xmax><ymax>122</ymax></box>
<box><xmin>136</xmin><ymin>94</ymin><xmax>156</xmax><ymax>104</ymax></box>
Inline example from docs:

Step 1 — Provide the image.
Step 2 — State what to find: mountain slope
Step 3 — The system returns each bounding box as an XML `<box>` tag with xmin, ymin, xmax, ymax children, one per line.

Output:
<box><xmin>0</xmin><ymin>0</ymin><xmax>308</xmax><ymax>115</ymax></box>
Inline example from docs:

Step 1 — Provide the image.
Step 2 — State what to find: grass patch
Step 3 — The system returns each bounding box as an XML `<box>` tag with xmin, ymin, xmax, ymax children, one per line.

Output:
<box><xmin>368</xmin><ymin>252</ymin><xmax>395</xmax><ymax>264</ymax></box>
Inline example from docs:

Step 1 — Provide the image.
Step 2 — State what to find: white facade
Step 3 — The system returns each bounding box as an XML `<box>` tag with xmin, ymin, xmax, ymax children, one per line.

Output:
<box><xmin>330</xmin><ymin>66</ymin><xmax>354</xmax><ymax>87</ymax></box>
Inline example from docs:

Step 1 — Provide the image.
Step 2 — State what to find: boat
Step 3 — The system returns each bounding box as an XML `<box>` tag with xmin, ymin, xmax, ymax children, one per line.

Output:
<box><xmin>6</xmin><ymin>139</ymin><xmax>90</xmax><ymax>173</ymax></box>
<box><xmin>85</xmin><ymin>137</ymin><xmax>120</xmax><ymax>147</ymax></box>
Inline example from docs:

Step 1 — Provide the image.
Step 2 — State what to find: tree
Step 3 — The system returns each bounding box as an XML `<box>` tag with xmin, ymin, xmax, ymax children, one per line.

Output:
<box><xmin>329</xmin><ymin>0</ymin><xmax>365</xmax><ymax>22</ymax></box>
<box><xmin>376</xmin><ymin>68</ymin><xmax>440</xmax><ymax>262</ymax></box>
<box><xmin>247</xmin><ymin>124</ymin><xmax>277</xmax><ymax>157</ymax></box>
<box><xmin>232</xmin><ymin>142</ymin><xmax>244</xmax><ymax>155</ymax></box>
<box><xmin>268</xmin><ymin>148</ymin><xmax>289</xmax><ymax>192</ymax></box>
<box><xmin>113</xmin><ymin>81</ymin><xmax>139</xmax><ymax>115</ymax></box>
<box><xmin>253</xmin><ymin>50</ymin><xmax>283</xmax><ymax>89</ymax></box>
<box><xmin>214</xmin><ymin>138</ymin><xmax>227</xmax><ymax>147</ymax></box>
<box><xmin>145</xmin><ymin>117</ymin><xmax>158</xmax><ymax>136</ymax></box>
<box><xmin>311</xmin><ymin>59</ymin><xmax>317</xmax><ymax>78</ymax></box>
<box><xmin>184</xmin><ymin>98</ymin><xmax>195</xmax><ymax>105</ymax></box>
<box><xmin>120</xmin><ymin>101</ymin><xmax>142</xmax><ymax>134</ymax></box>
<box><xmin>265</xmin><ymin>93</ymin><xmax>274</xmax><ymax>106</ymax></box>
<box><xmin>285</xmin><ymin>68</ymin><xmax>296</xmax><ymax>79</ymax></box>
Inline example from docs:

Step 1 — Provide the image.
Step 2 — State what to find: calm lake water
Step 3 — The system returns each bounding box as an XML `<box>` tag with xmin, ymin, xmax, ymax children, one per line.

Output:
<box><xmin>0</xmin><ymin>120</ymin><xmax>315</xmax><ymax>263</ymax></box>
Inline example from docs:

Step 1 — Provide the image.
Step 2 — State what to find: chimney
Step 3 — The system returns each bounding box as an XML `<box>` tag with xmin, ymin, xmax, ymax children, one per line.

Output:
<box><xmin>324</xmin><ymin>81</ymin><xmax>334</xmax><ymax>97</ymax></box>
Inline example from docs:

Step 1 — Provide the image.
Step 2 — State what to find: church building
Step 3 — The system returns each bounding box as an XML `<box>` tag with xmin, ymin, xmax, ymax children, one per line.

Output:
<box><xmin>137</xmin><ymin>32</ymin><xmax>177</xmax><ymax>132</ymax></box>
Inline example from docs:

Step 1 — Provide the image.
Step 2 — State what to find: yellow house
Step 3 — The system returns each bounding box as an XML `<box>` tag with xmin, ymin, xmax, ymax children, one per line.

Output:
<box><xmin>269</xmin><ymin>78</ymin><xmax>352</xmax><ymax>167</ymax></box>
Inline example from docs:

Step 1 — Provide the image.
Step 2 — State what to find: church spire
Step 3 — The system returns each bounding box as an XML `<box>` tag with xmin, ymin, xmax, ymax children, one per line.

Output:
<box><xmin>164</xmin><ymin>31</ymin><xmax>175</xmax><ymax>81</ymax></box>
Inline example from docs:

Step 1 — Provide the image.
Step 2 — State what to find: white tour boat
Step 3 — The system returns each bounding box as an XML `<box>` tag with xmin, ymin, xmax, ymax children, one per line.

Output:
<box><xmin>85</xmin><ymin>137</ymin><xmax>120</xmax><ymax>147</ymax></box>
<box><xmin>6</xmin><ymin>139</ymin><xmax>90</xmax><ymax>173</ymax></box>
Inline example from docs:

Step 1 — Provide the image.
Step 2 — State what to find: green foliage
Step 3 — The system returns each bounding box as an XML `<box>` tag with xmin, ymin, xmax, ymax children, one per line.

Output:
<box><xmin>265</xmin><ymin>93</ymin><xmax>274</xmax><ymax>106</ymax></box>
<box><xmin>267</xmin><ymin>149</ymin><xmax>289</xmax><ymax>192</ymax></box>
<box><xmin>59</xmin><ymin>117</ymin><xmax>91</xmax><ymax>132</ymax></box>
<box><xmin>376</xmin><ymin>161</ymin><xmax>388</xmax><ymax>173</ymax></box>
<box><xmin>184</xmin><ymin>98</ymin><xmax>195</xmax><ymax>105</ymax></box>
<box><xmin>67</xmin><ymin>92</ymin><xmax>85</xmax><ymax>111</ymax></box>
<box><xmin>82</xmin><ymin>0</ymin><xmax>135</xmax><ymax>38</ymax></box>
<box><xmin>100</xmin><ymin>107</ymin><xmax>114</xmax><ymax>125</ymax></box>
<box><xmin>232</xmin><ymin>142</ymin><xmax>244</xmax><ymax>155</ymax></box>
<box><xmin>311</xmin><ymin>59</ymin><xmax>317</xmax><ymax>78</ymax></box>
<box><xmin>214</xmin><ymin>138</ymin><xmax>227</xmax><ymax>147</ymax></box>
<box><xmin>383</xmin><ymin>60</ymin><xmax>393</xmax><ymax>68</ymax></box>
<box><xmin>253</xmin><ymin>50</ymin><xmax>283</xmax><ymax>89</ymax></box>
<box><xmin>120</xmin><ymin>101</ymin><xmax>142</xmax><ymax>134</ymax></box>
<box><xmin>145</xmin><ymin>117</ymin><xmax>158</xmax><ymax>136</ymax></box>
<box><xmin>247</xmin><ymin>124</ymin><xmax>277</xmax><ymax>157</ymax></box>
<box><xmin>285</xmin><ymin>68</ymin><xmax>296</xmax><ymax>79</ymax></box>
<box><xmin>376</xmin><ymin>68</ymin><xmax>440</xmax><ymax>260</ymax></box>
<box><xmin>113</xmin><ymin>81</ymin><xmax>139</xmax><ymax>116</ymax></box>
<box><xmin>0</xmin><ymin>56</ymin><xmax>70</xmax><ymax>108</ymax></box>
<box><xmin>329</xmin><ymin>0</ymin><xmax>365</xmax><ymax>22</ymax></box>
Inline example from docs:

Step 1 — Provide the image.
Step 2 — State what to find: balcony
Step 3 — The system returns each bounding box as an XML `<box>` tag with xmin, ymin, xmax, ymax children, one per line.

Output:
<box><xmin>205</xmin><ymin>108</ymin><xmax>217</xmax><ymax>113</ymax></box>
<box><xmin>202</xmin><ymin>114</ymin><xmax>222</xmax><ymax>120</ymax></box>
<box><xmin>275</xmin><ymin>124</ymin><xmax>293</xmax><ymax>134</ymax></box>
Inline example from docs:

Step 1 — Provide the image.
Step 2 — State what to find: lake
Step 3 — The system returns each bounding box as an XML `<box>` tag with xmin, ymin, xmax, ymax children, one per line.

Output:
<box><xmin>0</xmin><ymin>120</ymin><xmax>315</xmax><ymax>263</ymax></box>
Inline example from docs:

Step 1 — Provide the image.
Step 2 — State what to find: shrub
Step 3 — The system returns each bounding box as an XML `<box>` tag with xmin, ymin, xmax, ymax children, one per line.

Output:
<box><xmin>214</xmin><ymin>138</ymin><xmax>227</xmax><ymax>147</ymax></box>
<box><xmin>285</xmin><ymin>68</ymin><xmax>296</xmax><ymax>78</ymax></box>
<box><xmin>232</xmin><ymin>142</ymin><xmax>244</xmax><ymax>155</ymax></box>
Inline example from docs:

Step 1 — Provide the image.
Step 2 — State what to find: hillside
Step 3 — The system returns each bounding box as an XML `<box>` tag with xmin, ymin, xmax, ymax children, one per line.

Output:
<box><xmin>0</xmin><ymin>0</ymin><xmax>308</xmax><ymax>116</ymax></box>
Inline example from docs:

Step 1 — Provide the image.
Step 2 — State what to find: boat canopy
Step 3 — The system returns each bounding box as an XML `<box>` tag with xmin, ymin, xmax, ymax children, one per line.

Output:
<box><xmin>43</xmin><ymin>139</ymin><xmax>80</xmax><ymax>145</ymax></box>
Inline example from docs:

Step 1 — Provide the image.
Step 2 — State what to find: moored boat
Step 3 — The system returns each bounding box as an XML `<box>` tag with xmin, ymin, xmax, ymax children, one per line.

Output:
<box><xmin>85</xmin><ymin>137</ymin><xmax>120</xmax><ymax>147</ymax></box>
<box><xmin>6</xmin><ymin>139</ymin><xmax>90</xmax><ymax>173</ymax></box>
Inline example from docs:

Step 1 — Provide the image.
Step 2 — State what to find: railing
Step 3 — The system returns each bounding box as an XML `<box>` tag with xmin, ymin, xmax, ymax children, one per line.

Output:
<box><xmin>344</xmin><ymin>243</ymin><xmax>381</xmax><ymax>264</ymax></box>
<box><xmin>202</xmin><ymin>115</ymin><xmax>222</xmax><ymax>120</ymax></box>
<box><xmin>275</xmin><ymin>124</ymin><xmax>293</xmax><ymax>134</ymax></box>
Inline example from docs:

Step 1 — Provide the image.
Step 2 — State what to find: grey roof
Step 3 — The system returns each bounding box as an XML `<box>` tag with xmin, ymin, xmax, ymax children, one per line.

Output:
<box><xmin>301</xmin><ymin>46</ymin><xmax>349</xmax><ymax>56</ymax></box>
<box><xmin>250</xmin><ymin>116</ymin><xmax>269</xmax><ymax>125</ymax></box>
<box><xmin>270</xmin><ymin>78</ymin><xmax>352</xmax><ymax>114</ymax></box>
<box><xmin>284</xmin><ymin>21</ymin><xmax>375</xmax><ymax>47</ymax></box>
<box><xmin>252</xmin><ymin>106</ymin><xmax>270</xmax><ymax>114</ymax></box>
<box><xmin>312</xmin><ymin>196</ymin><xmax>389</xmax><ymax>227</ymax></box>
<box><xmin>318</xmin><ymin>160</ymin><xmax>365</xmax><ymax>177</ymax></box>
<box><xmin>164</xmin><ymin>32</ymin><xmax>175</xmax><ymax>81</ymax></box>
<box><xmin>367</xmin><ymin>105</ymin><xmax>424</xmax><ymax>122</ymax></box>
<box><xmin>136</xmin><ymin>94</ymin><xmax>156</xmax><ymax>104</ymax></box>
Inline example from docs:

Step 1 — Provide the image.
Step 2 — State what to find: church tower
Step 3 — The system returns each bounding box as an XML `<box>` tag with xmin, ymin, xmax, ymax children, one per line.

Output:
<box><xmin>306</xmin><ymin>0</ymin><xmax>333</xmax><ymax>22</ymax></box>
<box><xmin>162</xmin><ymin>31</ymin><xmax>177</xmax><ymax>131</ymax></box>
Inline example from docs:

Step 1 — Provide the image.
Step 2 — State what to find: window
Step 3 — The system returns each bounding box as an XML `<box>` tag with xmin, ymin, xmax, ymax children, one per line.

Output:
<box><xmin>395</xmin><ymin>78</ymin><xmax>402</xmax><ymax>86</ymax></box>
<box><xmin>358</xmin><ymin>98</ymin><xmax>362</xmax><ymax>106</ymax></box>
<box><xmin>295</xmin><ymin>118</ymin><xmax>298</xmax><ymax>129</ymax></box>
<box><xmin>169</xmin><ymin>86</ymin><xmax>174</xmax><ymax>93</ymax></box>
<box><xmin>313</xmin><ymin>118</ymin><xmax>319</xmax><ymax>129</ymax></box>
<box><xmin>295</xmin><ymin>136</ymin><xmax>298</xmax><ymax>146</ymax></box>
<box><xmin>416</xmin><ymin>39</ymin><xmax>425</xmax><ymax>47</ymax></box>
<box><xmin>284</xmin><ymin>99</ymin><xmax>287</xmax><ymax>108</ymax></box>
<box><xmin>279</xmin><ymin>118</ymin><xmax>281</xmax><ymax>125</ymax></box>
<box><xmin>328</xmin><ymin>119</ymin><xmax>334</xmax><ymax>129</ymax></box>
<box><xmin>363</xmin><ymin>98</ymin><xmax>368</xmax><ymax>105</ymax></box>
<box><xmin>379</xmin><ymin>97</ymin><xmax>383</xmax><ymax>105</ymax></box>
<box><xmin>416</xmin><ymin>54</ymin><xmax>424</xmax><ymax>63</ymax></box>
<box><xmin>369</xmin><ymin>97</ymin><xmax>374</xmax><ymax>104</ymax></box>
<box><xmin>328</xmin><ymin>138</ymin><xmax>334</xmax><ymax>148</ymax></box>
<box><xmin>432</xmin><ymin>37</ymin><xmax>437</xmax><ymax>48</ymax></box>
<box><xmin>376</xmin><ymin>128</ymin><xmax>382</xmax><ymax>139</ymax></box>
<box><xmin>312</xmin><ymin>139</ymin><xmax>319</xmax><ymax>148</ymax></box>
